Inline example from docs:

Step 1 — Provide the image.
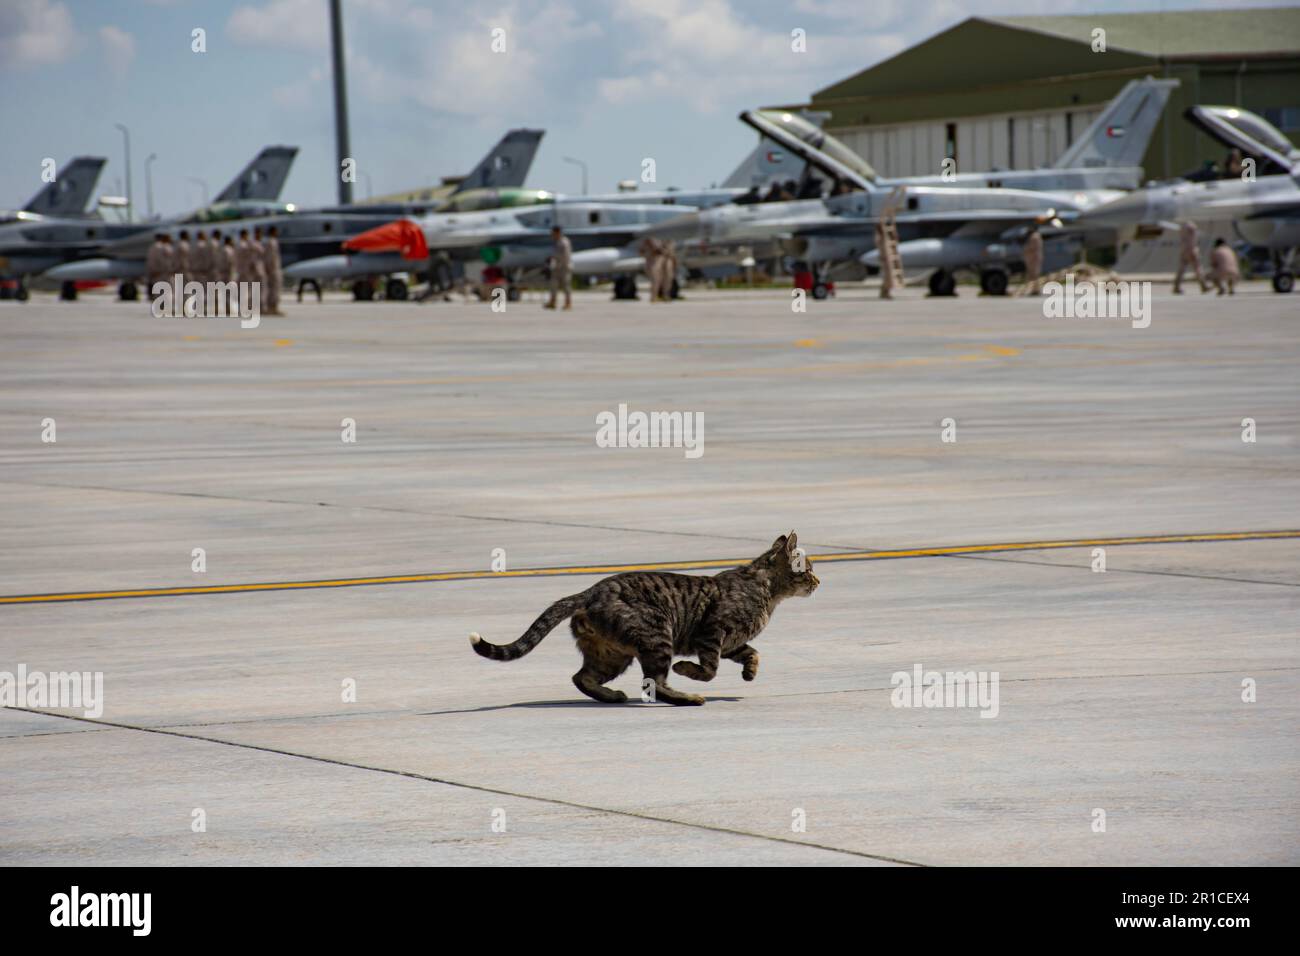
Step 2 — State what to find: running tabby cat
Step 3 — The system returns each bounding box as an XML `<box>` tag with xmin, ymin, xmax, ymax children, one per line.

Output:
<box><xmin>469</xmin><ymin>532</ymin><xmax>817</xmax><ymax>705</ymax></box>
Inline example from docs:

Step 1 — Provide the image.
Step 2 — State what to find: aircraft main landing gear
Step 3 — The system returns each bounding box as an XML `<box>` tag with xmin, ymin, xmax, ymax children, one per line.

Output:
<box><xmin>59</xmin><ymin>281</ymin><xmax>78</xmax><ymax>301</ymax></box>
<box><xmin>979</xmin><ymin>268</ymin><xmax>1009</xmax><ymax>296</ymax></box>
<box><xmin>928</xmin><ymin>269</ymin><xmax>957</xmax><ymax>297</ymax></box>
<box><xmin>385</xmin><ymin>277</ymin><xmax>408</xmax><ymax>301</ymax></box>
<box><xmin>612</xmin><ymin>276</ymin><xmax>638</xmax><ymax>300</ymax></box>
<box><xmin>352</xmin><ymin>279</ymin><xmax>375</xmax><ymax>302</ymax></box>
<box><xmin>119</xmin><ymin>281</ymin><xmax>138</xmax><ymax>301</ymax></box>
<box><xmin>1273</xmin><ymin>271</ymin><xmax>1294</xmax><ymax>294</ymax></box>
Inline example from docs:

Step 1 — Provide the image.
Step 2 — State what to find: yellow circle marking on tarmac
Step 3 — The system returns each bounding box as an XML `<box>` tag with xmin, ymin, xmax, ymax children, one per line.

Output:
<box><xmin>1</xmin><ymin>530</ymin><xmax>1295</xmax><ymax>606</ymax></box>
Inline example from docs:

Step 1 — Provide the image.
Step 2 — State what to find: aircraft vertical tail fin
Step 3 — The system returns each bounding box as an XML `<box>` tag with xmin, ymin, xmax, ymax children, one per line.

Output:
<box><xmin>1054</xmin><ymin>77</ymin><xmax>1178</xmax><ymax>170</ymax></box>
<box><xmin>722</xmin><ymin>138</ymin><xmax>809</xmax><ymax>189</ymax></box>
<box><xmin>451</xmin><ymin>129</ymin><xmax>545</xmax><ymax>194</ymax></box>
<box><xmin>24</xmin><ymin>156</ymin><xmax>107</xmax><ymax>215</ymax></box>
<box><xmin>215</xmin><ymin>145</ymin><xmax>299</xmax><ymax>202</ymax></box>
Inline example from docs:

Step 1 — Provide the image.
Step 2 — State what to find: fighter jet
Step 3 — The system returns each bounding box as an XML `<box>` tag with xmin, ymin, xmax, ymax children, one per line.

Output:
<box><xmin>1078</xmin><ymin>105</ymin><xmax>1300</xmax><ymax>293</ymax></box>
<box><xmin>283</xmin><ymin>129</ymin><xmax>814</xmax><ymax>298</ymax></box>
<box><xmin>44</xmin><ymin>131</ymin><xmax>544</xmax><ymax>302</ymax></box>
<box><xmin>654</xmin><ymin>78</ymin><xmax>1176</xmax><ymax>296</ymax></box>
<box><xmin>4</xmin><ymin>146</ymin><xmax>298</xmax><ymax>300</ymax></box>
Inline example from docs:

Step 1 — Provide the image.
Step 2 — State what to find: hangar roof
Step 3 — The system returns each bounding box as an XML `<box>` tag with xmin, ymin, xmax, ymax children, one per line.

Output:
<box><xmin>991</xmin><ymin>8</ymin><xmax>1300</xmax><ymax>59</ymax></box>
<box><xmin>812</xmin><ymin>8</ymin><xmax>1300</xmax><ymax>103</ymax></box>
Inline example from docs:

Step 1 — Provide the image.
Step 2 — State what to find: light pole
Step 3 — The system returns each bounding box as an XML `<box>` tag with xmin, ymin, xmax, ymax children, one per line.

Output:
<box><xmin>114</xmin><ymin>123</ymin><xmax>132</xmax><ymax>221</ymax></box>
<box><xmin>144</xmin><ymin>153</ymin><xmax>157</xmax><ymax>219</ymax></box>
<box><xmin>562</xmin><ymin>156</ymin><xmax>588</xmax><ymax>196</ymax></box>
<box><xmin>329</xmin><ymin>0</ymin><xmax>353</xmax><ymax>205</ymax></box>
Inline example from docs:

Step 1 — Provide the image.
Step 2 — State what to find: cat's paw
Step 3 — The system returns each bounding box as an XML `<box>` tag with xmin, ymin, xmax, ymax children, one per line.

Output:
<box><xmin>742</xmin><ymin>666</ymin><xmax>758</xmax><ymax>682</ymax></box>
<box><xmin>672</xmin><ymin>660</ymin><xmax>699</xmax><ymax>678</ymax></box>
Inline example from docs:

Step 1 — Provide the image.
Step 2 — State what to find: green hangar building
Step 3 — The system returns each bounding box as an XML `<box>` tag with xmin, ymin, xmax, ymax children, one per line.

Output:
<box><xmin>797</xmin><ymin>7</ymin><xmax>1300</xmax><ymax>181</ymax></box>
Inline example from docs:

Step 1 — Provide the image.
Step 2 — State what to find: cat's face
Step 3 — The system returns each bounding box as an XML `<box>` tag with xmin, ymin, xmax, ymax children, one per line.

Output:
<box><xmin>766</xmin><ymin>531</ymin><xmax>819</xmax><ymax>597</ymax></box>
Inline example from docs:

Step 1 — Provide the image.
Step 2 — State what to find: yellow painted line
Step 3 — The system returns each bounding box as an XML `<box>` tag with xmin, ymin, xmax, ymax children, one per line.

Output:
<box><xmin>2</xmin><ymin>530</ymin><xmax>1297</xmax><ymax>606</ymax></box>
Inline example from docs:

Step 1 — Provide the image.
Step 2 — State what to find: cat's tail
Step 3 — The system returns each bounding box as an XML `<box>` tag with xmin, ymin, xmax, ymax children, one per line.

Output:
<box><xmin>469</xmin><ymin>593</ymin><xmax>584</xmax><ymax>662</ymax></box>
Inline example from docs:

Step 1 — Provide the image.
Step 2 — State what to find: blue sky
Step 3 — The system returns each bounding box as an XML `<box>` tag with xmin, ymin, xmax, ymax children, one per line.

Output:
<box><xmin>0</xmin><ymin>0</ymin><xmax>1290</xmax><ymax>214</ymax></box>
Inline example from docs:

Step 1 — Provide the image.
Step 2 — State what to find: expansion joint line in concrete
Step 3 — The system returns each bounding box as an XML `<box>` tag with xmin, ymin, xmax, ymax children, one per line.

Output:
<box><xmin>6</xmin><ymin>706</ymin><xmax>921</xmax><ymax>866</ymax></box>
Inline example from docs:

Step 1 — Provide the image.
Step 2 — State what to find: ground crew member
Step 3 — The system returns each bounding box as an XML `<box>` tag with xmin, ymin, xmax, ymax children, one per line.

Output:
<box><xmin>1017</xmin><ymin>226</ymin><xmax>1044</xmax><ymax>296</ymax></box>
<box><xmin>1173</xmin><ymin>221</ymin><xmax>1208</xmax><ymax>294</ymax></box>
<box><xmin>1209</xmin><ymin>238</ymin><xmax>1239</xmax><ymax>295</ymax></box>
<box><xmin>874</xmin><ymin>222</ymin><xmax>894</xmax><ymax>300</ymax></box>
<box><xmin>175</xmin><ymin>230</ymin><xmax>191</xmax><ymax>288</ymax></box>
<box><xmin>639</xmin><ymin>237</ymin><xmax>662</xmax><ymax>301</ymax></box>
<box><xmin>262</xmin><ymin>225</ymin><xmax>283</xmax><ymax>315</ymax></box>
<box><xmin>145</xmin><ymin>233</ymin><xmax>174</xmax><ymax>304</ymax></box>
<box><xmin>545</xmin><ymin>226</ymin><xmax>572</xmax><ymax>310</ymax></box>
<box><xmin>657</xmin><ymin>240</ymin><xmax>678</xmax><ymax>301</ymax></box>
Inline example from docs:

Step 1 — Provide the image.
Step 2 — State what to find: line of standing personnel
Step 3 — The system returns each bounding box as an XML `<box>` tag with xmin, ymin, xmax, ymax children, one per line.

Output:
<box><xmin>143</xmin><ymin>225</ymin><xmax>282</xmax><ymax>314</ymax></box>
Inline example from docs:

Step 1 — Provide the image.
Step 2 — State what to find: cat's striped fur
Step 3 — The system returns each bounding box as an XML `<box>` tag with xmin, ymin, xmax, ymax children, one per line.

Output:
<box><xmin>469</xmin><ymin>532</ymin><xmax>817</xmax><ymax>705</ymax></box>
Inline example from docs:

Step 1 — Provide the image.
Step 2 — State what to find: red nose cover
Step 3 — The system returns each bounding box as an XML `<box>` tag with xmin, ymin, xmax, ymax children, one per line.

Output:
<box><xmin>343</xmin><ymin>219</ymin><xmax>429</xmax><ymax>260</ymax></box>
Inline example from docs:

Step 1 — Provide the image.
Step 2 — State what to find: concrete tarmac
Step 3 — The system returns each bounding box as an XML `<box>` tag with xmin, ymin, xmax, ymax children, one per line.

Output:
<box><xmin>1</xmin><ymin>282</ymin><xmax>1297</xmax><ymax>865</ymax></box>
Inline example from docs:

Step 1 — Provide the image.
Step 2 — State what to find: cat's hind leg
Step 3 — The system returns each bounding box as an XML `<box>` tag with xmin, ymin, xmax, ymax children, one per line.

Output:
<box><xmin>571</xmin><ymin>613</ymin><xmax>633</xmax><ymax>704</ymax></box>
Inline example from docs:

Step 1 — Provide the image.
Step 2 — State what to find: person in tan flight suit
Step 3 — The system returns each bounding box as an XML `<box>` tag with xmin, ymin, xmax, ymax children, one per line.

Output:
<box><xmin>191</xmin><ymin>231</ymin><xmax>211</xmax><ymax>286</ymax></box>
<box><xmin>657</xmin><ymin>240</ymin><xmax>678</xmax><ymax>301</ymax></box>
<box><xmin>1209</xmin><ymin>238</ymin><xmax>1239</xmax><ymax>295</ymax></box>
<box><xmin>174</xmin><ymin>230</ymin><xmax>191</xmax><ymax>290</ymax></box>
<box><xmin>251</xmin><ymin>228</ymin><xmax>268</xmax><ymax>280</ymax></box>
<box><xmin>1017</xmin><ymin>226</ymin><xmax>1044</xmax><ymax>296</ymax></box>
<box><xmin>1173</xmin><ymin>220</ymin><xmax>1208</xmax><ymax>294</ymax></box>
<box><xmin>639</xmin><ymin>237</ymin><xmax>663</xmax><ymax>301</ymax></box>
<box><xmin>216</xmin><ymin>234</ymin><xmax>236</xmax><ymax>313</ymax></box>
<box><xmin>262</xmin><ymin>225</ymin><xmax>283</xmax><ymax>315</ymax></box>
<box><xmin>145</xmin><ymin>233</ymin><xmax>175</xmax><ymax>304</ymax></box>
<box><xmin>238</xmin><ymin>228</ymin><xmax>267</xmax><ymax>305</ymax></box>
<box><xmin>544</xmin><ymin>226</ymin><xmax>572</xmax><ymax>310</ymax></box>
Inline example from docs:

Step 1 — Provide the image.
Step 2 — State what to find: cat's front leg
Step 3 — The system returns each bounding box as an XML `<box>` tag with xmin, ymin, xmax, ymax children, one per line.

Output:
<box><xmin>724</xmin><ymin>644</ymin><xmax>759</xmax><ymax>681</ymax></box>
<box><xmin>672</xmin><ymin>630</ymin><xmax>722</xmax><ymax>682</ymax></box>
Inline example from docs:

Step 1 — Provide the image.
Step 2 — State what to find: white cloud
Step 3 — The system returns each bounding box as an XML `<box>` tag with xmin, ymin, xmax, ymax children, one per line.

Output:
<box><xmin>227</xmin><ymin>0</ymin><xmax>329</xmax><ymax>52</ymax></box>
<box><xmin>99</xmin><ymin>25</ymin><xmax>136</xmax><ymax>79</ymax></box>
<box><xmin>0</xmin><ymin>0</ymin><xmax>77</xmax><ymax>70</ymax></box>
<box><xmin>599</xmin><ymin>0</ymin><xmax>896</xmax><ymax>112</ymax></box>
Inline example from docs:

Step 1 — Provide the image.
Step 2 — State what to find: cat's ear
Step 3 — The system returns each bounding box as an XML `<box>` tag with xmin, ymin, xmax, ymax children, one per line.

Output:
<box><xmin>785</xmin><ymin>531</ymin><xmax>798</xmax><ymax>553</ymax></box>
<box><xmin>770</xmin><ymin>533</ymin><xmax>788</xmax><ymax>553</ymax></box>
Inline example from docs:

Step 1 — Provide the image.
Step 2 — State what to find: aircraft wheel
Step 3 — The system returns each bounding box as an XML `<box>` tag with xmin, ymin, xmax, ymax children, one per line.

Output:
<box><xmin>811</xmin><ymin>282</ymin><xmax>829</xmax><ymax>300</ymax></box>
<box><xmin>385</xmin><ymin>278</ymin><xmax>408</xmax><ymax>301</ymax></box>
<box><xmin>612</xmin><ymin>276</ymin><xmax>638</xmax><ymax>300</ymax></box>
<box><xmin>506</xmin><ymin>285</ymin><xmax>521</xmax><ymax>302</ymax></box>
<box><xmin>980</xmin><ymin>269</ymin><xmax>1009</xmax><ymax>296</ymax></box>
<box><xmin>60</xmin><ymin>281</ymin><xmax>78</xmax><ymax>301</ymax></box>
<box><xmin>928</xmin><ymin>270</ymin><xmax>957</xmax><ymax>297</ymax></box>
<box><xmin>15</xmin><ymin>283</ymin><xmax>29</xmax><ymax>302</ymax></box>
<box><xmin>119</xmin><ymin>281</ymin><xmax>138</xmax><ymax>302</ymax></box>
<box><xmin>0</xmin><ymin>285</ymin><xmax>12</xmax><ymax>300</ymax></box>
<box><xmin>353</xmin><ymin>280</ymin><xmax>375</xmax><ymax>302</ymax></box>
<box><xmin>1273</xmin><ymin>271</ymin><xmax>1294</xmax><ymax>294</ymax></box>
